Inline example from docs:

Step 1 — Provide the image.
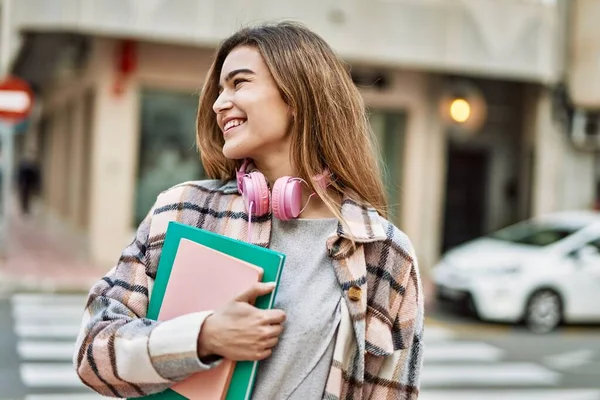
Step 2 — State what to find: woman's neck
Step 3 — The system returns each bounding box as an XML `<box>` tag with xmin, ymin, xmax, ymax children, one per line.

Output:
<box><xmin>252</xmin><ymin>155</ymin><xmax>293</xmax><ymax>186</ymax></box>
<box><xmin>298</xmin><ymin>188</ymin><xmax>341</xmax><ymax>219</ymax></box>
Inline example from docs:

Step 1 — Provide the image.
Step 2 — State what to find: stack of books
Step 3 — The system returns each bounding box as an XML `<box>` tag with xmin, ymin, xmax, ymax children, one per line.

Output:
<box><xmin>132</xmin><ymin>221</ymin><xmax>285</xmax><ymax>400</ymax></box>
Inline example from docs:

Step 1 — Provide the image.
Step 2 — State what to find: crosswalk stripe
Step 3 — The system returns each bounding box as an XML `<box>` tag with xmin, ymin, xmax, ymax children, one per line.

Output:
<box><xmin>424</xmin><ymin>341</ymin><xmax>503</xmax><ymax>362</ymax></box>
<box><xmin>544</xmin><ymin>349</ymin><xmax>596</xmax><ymax>370</ymax></box>
<box><xmin>420</xmin><ymin>389</ymin><xmax>600</xmax><ymax>400</ymax></box>
<box><xmin>12</xmin><ymin>304</ymin><xmax>84</xmax><ymax>322</ymax></box>
<box><xmin>11</xmin><ymin>294</ymin><xmax>88</xmax><ymax>307</ymax></box>
<box><xmin>421</xmin><ymin>362</ymin><xmax>561</xmax><ymax>387</ymax></box>
<box><xmin>425</xmin><ymin>326</ymin><xmax>456</xmax><ymax>341</ymax></box>
<box><xmin>17</xmin><ymin>341</ymin><xmax>75</xmax><ymax>361</ymax></box>
<box><xmin>15</xmin><ymin>322</ymin><xmax>81</xmax><ymax>339</ymax></box>
<box><xmin>20</xmin><ymin>363</ymin><xmax>83</xmax><ymax>388</ymax></box>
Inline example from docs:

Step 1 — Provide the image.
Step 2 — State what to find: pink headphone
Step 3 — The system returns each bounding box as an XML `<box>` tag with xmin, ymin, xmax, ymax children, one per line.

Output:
<box><xmin>236</xmin><ymin>159</ymin><xmax>330</xmax><ymax>221</ymax></box>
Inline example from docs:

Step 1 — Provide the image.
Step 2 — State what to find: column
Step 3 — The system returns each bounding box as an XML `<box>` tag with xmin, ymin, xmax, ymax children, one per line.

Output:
<box><xmin>68</xmin><ymin>99</ymin><xmax>85</xmax><ymax>230</ymax></box>
<box><xmin>401</xmin><ymin>77</ymin><xmax>446</xmax><ymax>277</ymax></box>
<box><xmin>531</xmin><ymin>87</ymin><xmax>596</xmax><ymax>216</ymax></box>
<box><xmin>88</xmin><ymin>38</ymin><xmax>141</xmax><ymax>267</ymax></box>
<box><xmin>531</xmin><ymin>87</ymin><xmax>564</xmax><ymax>216</ymax></box>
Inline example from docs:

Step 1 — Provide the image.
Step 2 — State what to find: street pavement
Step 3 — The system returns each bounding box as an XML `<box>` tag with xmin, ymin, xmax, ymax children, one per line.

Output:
<box><xmin>422</xmin><ymin>311</ymin><xmax>600</xmax><ymax>400</ymax></box>
<box><xmin>1</xmin><ymin>292</ymin><xmax>600</xmax><ymax>399</ymax></box>
<box><xmin>0</xmin><ymin>293</ymin><xmax>107</xmax><ymax>400</ymax></box>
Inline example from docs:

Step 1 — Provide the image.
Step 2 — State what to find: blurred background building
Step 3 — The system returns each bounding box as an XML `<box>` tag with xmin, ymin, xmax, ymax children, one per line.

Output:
<box><xmin>1</xmin><ymin>0</ymin><xmax>598</xmax><ymax>278</ymax></box>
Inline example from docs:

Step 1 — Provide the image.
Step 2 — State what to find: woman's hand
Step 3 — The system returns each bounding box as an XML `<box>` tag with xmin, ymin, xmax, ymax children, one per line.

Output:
<box><xmin>197</xmin><ymin>282</ymin><xmax>286</xmax><ymax>361</ymax></box>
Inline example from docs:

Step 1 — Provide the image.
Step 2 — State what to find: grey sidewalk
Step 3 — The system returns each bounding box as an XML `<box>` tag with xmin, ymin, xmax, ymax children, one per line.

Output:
<box><xmin>0</xmin><ymin>209</ymin><xmax>108</xmax><ymax>295</ymax></box>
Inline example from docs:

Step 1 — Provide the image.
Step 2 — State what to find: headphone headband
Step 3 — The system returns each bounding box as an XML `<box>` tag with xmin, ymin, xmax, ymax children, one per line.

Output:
<box><xmin>313</xmin><ymin>169</ymin><xmax>331</xmax><ymax>191</ymax></box>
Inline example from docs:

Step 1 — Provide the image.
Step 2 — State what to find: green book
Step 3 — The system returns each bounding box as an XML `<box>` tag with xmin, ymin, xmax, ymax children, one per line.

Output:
<box><xmin>131</xmin><ymin>221</ymin><xmax>285</xmax><ymax>400</ymax></box>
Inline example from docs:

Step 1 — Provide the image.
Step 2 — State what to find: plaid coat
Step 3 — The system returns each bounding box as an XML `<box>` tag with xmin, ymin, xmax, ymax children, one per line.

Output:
<box><xmin>74</xmin><ymin>179</ymin><xmax>424</xmax><ymax>399</ymax></box>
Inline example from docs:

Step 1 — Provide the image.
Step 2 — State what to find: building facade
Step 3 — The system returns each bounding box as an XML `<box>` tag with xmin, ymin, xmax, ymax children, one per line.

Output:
<box><xmin>5</xmin><ymin>0</ymin><xmax>596</xmax><ymax>279</ymax></box>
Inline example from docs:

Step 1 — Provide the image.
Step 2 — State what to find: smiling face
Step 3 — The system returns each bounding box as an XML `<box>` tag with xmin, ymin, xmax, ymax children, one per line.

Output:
<box><xmin>213</xmin><ymin>46</ymin><xmax>293</xmax><ymax>163</ymax></box>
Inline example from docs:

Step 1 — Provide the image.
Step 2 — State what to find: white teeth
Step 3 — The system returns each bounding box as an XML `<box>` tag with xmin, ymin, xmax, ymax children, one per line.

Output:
<box><xmin>224</xmin><ymin>119</ymin><xmax>245</xmax><ymax>131</ymax></box>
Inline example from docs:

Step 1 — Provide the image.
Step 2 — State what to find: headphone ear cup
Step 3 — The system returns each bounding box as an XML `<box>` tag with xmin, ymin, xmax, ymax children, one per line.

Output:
<box><xmin>285</xmin><ymin>179</ymin><xmax>303</xmax><ymax>219</ymax></box>
<box><xmin>249</xmin><ymin>171</ymin><xmax>269</xmax><ymax>216</ymax></box>
<box><xmin>271</xmin><ymin>177</ymin><xmax>285</xmax><ymax>220</ymax></box>
<box><xmin>272</xmin><ymin>177</ymin><xmax>302</xmax><ymax>221</ymax></box>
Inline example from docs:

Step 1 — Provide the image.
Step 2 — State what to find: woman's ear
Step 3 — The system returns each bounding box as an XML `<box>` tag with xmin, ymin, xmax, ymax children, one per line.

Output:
<box><xmin>286</xmin><ymin>104</ymin><xmax>296</xmax><ymax>119</ymax></box>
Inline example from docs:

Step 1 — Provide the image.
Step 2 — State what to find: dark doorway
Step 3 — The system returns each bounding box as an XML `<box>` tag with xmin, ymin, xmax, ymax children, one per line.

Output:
<box><xmin>442</xmin><ymin>145</ymin><xmax>489</xmax><ymax>252</ymax></box>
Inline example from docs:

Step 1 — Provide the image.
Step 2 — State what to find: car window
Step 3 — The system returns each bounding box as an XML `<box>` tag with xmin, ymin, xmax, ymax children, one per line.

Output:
<box><xmin>491</xmin><ymin>223</ymin><xmax>577</xmax><ymax>246</ymax></box>
<box><xmin>581</xmin><ymin>238</ymin><xmax>600</xmax><ymax>252</ymax></box>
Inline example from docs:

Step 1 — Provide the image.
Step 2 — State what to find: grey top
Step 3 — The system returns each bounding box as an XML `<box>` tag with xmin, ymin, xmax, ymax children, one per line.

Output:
<box><xmin>251</xmin><ymin>217</ymin><xmax>342</xmax><ymax>400</ymax></box>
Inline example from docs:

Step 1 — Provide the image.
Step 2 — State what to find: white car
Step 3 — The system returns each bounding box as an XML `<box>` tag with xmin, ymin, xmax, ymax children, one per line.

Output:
<box><xmin>433</xmin><ymin>210</ymin><xmax>600</xmax><ymax>333</ymax></box>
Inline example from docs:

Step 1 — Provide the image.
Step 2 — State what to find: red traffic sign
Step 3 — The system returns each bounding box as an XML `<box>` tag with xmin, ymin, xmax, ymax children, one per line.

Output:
<box><xmin>0</xmin><ymin>76</ymin><xmax>34</xmax><ymax>122</ymax></box>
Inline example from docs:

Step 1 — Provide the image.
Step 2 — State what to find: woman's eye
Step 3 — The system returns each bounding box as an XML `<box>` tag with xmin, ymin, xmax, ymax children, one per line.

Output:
<box><xmin>233</xmin><ymin>78</ymin><xmax>247</xmax><ymax>88</ymax></box>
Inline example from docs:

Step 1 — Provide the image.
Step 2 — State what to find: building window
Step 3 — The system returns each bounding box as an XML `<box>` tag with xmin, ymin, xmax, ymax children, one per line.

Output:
<box><xmin>134</xmin><ymin>89</ymin><xmax>205</xmax><ymax>226</ymax></box>
<box><xmin>369</xmin><ymin>110</ymin><xmax>406</xmax><ymax>226</ymax></box>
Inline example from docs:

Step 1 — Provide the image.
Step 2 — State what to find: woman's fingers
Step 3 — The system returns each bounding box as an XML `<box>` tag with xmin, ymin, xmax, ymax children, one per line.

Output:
<box><xmin>235</xmin><ymin>282</ymin><xmax>276</xmax><ymax>303</ymax></box>
<box><xmin>261</xmin><ymin>309</ymin><xmax>286</xmax><ymax>325</ymax></box>
<box><xmin>265</xmin><ymin>323</ymin><xmax>283</xmax><ymax>339</ymax></box>
<box><xmin>257</xmin><ymin>348</ymin><xmax>273</xmax><ymax>360</ymax></box>
<box><xmin>261</xmin><ymin>336</ymin><xmax>279</xmax><ymax>350</ymax></box>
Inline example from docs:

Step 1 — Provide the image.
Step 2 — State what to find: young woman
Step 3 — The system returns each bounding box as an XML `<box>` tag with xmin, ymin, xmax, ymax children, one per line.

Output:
<box><xmin>74</xmin><ymin>21</ymin><xmax>424</xmax><ymax>399</ymax></box>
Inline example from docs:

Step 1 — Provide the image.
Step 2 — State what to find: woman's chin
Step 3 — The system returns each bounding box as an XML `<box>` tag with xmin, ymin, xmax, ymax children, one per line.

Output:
<box><xmin>222</xmin><ymin>142</ymin><xmax>251</xmax><ymax>160</ymax></box>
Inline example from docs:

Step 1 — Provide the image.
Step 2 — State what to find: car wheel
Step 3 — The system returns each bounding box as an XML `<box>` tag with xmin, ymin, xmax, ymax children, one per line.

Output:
<box><xmin>524</xmin><ymin>289</ymin><xmax>562</xmax><ymax>334</ymax></box>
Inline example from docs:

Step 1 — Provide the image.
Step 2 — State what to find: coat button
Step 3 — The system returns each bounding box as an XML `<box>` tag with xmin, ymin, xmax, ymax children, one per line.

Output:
<box><xmin>348</xmin><ymin>286</ymin><xmax>362</xmax><ymax>301</ymax></box>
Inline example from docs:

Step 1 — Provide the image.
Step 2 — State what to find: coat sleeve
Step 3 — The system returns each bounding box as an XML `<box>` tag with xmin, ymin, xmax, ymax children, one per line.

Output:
<box><xmin>72</xmin><ymin>205</ymin><xmax>221</xmax><ymax>398</ymax></box>
<box><xmin>394</xmin><ymin>254</ymin><xmax>425</xmax><ymax>399</ymax></box>
<box><xmin>364</xmin><ymin>235</ymin><xmax>425</xmax><ymax>400</ymax></box>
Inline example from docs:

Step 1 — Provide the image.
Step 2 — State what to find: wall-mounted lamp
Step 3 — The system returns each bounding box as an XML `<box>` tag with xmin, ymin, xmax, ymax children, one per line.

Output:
<box><xmin>439</xmin><ymin>80</ymin><xmax>487</xmax><ymax>136</ymax></box>
<box><xmin>449</xmin><ymin>98</ymin><xmax>471</xmax><ymax>123</ymax></box>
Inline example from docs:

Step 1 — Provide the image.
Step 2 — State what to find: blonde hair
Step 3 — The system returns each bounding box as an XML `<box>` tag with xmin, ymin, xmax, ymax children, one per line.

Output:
<box><xmin>196</xmin><ymin>21</ymin><xmax>388</xmax><ymax>222</ymax></box>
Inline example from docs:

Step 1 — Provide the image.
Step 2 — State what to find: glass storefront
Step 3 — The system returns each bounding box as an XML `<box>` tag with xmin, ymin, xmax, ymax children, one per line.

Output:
<box><xmin>134</xmin><ymin>89</ymin><xmax>205</xmax><ymax>226</ymax></box>
<box><xmin>369</xmin><ymin>110</ymin><xmax>406</xmax><ymax>226</ymax></box>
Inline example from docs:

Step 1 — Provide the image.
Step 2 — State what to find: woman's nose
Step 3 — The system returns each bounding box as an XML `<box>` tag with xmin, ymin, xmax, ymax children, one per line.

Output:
<box><xmin>213</xmin><ymin>91</ymin><xmax>233</xmax><ymax>114</ymax></box>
